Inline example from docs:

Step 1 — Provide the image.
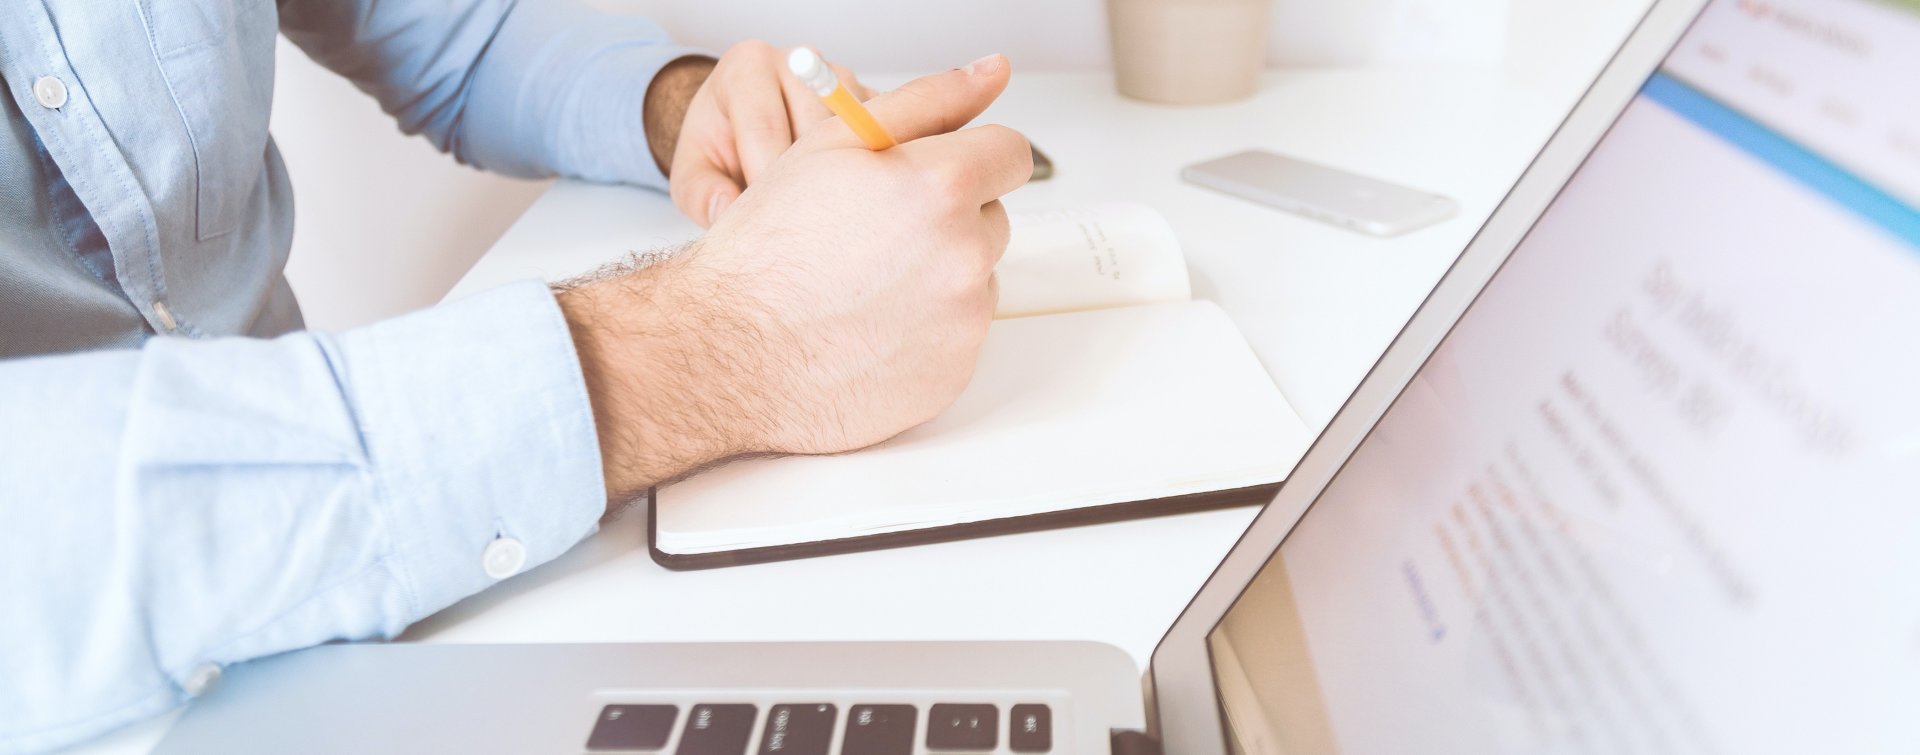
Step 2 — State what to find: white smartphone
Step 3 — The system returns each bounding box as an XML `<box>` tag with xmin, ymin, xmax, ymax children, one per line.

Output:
<box><xmin>1182</xmin><ymin>149</ymin><xmax>1458</xmax><ymax>237</ymax></box>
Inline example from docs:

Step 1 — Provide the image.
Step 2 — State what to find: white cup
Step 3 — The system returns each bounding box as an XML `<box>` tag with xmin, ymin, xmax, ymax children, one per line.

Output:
<box><xmin>1108</xmin><ymin>0</ymin><xmax>1271</xmax><ymax>105</ymax></box>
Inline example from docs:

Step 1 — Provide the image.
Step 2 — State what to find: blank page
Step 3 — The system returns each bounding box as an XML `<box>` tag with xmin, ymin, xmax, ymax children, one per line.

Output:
<box><xmin>655</xmin><ymin>301</ymin><xmax>1312</xmax><ymax>555</ymax></box>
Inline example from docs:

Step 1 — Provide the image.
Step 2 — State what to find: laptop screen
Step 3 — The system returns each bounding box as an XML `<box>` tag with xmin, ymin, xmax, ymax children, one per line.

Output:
<box><xmin>1206</xmin><ymin>0</ymin><xmax>1920</xmax><ymax>752</ymax></box>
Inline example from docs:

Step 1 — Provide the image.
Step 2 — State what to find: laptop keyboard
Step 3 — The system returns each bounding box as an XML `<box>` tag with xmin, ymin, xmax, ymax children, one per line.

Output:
<box><xmin>584</xmin><ymin>700</ymin><xmax>1054</xmax><ymax>754</ymax></box>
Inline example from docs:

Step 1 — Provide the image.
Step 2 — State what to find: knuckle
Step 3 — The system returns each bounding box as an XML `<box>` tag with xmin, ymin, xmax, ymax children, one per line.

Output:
<box><xmin>727</xmin><ymin>39</ymin><xmax>775</xmax><ymax>59</ymax></box>
<box><xmin>936</xmin><ymin>256</ymin><xmax>974</xmax><ymax>292</ymax></box>
<box><xmin>972</xmin><ymin>237</ymin><xmax>1001</xmax><ymax>276</ymax></box>
<box><xmin>736</xmin><ymin>113</ymin><xmax>790</xmax><ymax>138</ymax></box>
<box><xmin>977</xmin><ymin>124</ymin><xmax>1033</xmax><ymax>169</ymax></box>
<box><xmin>978</xmin><ymin>122</ymin><xmax>1024</xmax><ymax>145</ymax></box>
<box><xmin>920</xmin><ymin>159</ymin><xmax>974</xmax><ymax>198</ymax></box>
<box><xmin>928</xmin><ymin>250</ymin><xmax>976</xmax><ymax>295</ymax></box>
<box><xmin>891</xmin><ymin>86</ymin><xmax>963</xmax><ymax>133</ymax></box>
<box><xmin>985</xmin><ymin>202</ymin><xmax>1011</xmax><ymax>235</ymax></box>
<box><xmin>741</xmin><ymin>119</ymin><xmax>783</xmax><ymax>136</ymax></box>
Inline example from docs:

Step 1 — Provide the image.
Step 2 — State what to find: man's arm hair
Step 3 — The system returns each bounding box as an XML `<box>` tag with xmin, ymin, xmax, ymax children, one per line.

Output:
<box><xmin>645</xmin><ymin>56</ymin><xmax>719</xmax><ymax>178</ymax></box>
<box><xmin>553</xmin><ymin>242</ymin><xmax>792</xmax><ymax>510</ymax></box>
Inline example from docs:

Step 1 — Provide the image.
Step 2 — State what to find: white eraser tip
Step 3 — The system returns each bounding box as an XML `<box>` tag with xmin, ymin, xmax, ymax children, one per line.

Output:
<box><xmin>788</xmin><ymin>47</ymin><xmax>833</xmax><ymax>94</ymax></box>
<box><xmin>788</xmin><ymin>48</ymin><xmax>821</xmax><ymax>79</ymax></box>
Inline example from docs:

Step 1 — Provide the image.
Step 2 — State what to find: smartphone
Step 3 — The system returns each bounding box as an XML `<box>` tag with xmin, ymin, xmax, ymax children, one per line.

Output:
<box><xmin>1029</xmin><ymin>143</ymin><xmax>1054</xmax><ymax>181</ymax></box>
<box><xmin>1182</xmin><ymin>149</ymin><xmax>1457</xmax><ymax>237</ymax></box>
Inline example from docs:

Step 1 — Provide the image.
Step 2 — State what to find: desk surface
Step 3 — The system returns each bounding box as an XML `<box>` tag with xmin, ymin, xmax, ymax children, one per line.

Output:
<box><xmin>67</xmin><ymin>64</ymin><xmax>1613</xmax><ymax>754</ymax></box>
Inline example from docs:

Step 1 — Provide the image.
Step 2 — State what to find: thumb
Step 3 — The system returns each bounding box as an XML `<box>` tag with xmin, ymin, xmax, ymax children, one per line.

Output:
<box><xmin>669</xmin><ymin>157</ymin><xmax>744</xmax><ymax>228</ymax></box>
<box><xmin>827</xmin><ymin>54</ymin><xmax>1009</xmax><ymax>147</ymax></box>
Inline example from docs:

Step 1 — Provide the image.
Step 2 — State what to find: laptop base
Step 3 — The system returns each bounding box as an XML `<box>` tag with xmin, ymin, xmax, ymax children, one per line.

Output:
<box><xmin>152</xmin><ymin>641</ymin><xmax>1150</xmax><ymax>754</ymax></box>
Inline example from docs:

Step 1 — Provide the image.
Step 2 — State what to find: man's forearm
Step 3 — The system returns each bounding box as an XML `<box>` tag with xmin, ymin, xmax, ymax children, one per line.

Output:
<box><xmin>644</xmin><ymin>55</ymin><xmax>719</xmax><ymax>177</ymax></box>
<box><xmin>0</xmin><ymin>283</ymin><xmax>605</xmax><ymax>753</ymax></box>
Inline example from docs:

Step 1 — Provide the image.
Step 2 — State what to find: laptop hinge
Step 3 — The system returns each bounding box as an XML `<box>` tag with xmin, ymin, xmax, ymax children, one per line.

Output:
<box><xmin>1110</xmin><ymin>729</ymin><xmax>1164</xmax><ymax>755</ymax></box>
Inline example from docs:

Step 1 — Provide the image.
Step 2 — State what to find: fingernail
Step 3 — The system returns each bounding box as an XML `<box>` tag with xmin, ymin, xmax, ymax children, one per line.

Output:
<box><xmin>708</xmin><ymin>192</ymin><xmax>732</xmax><ymax>223</ymax></box>
<box><xmin>963</xmin><ymin>53</ymin><xmax>1002</xmax><ymax>76</ymax></box>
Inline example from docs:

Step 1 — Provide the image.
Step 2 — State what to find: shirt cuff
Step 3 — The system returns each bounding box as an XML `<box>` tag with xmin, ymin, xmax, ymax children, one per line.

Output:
<box><xmin>474</xmin><ymin>7</ymin><xmax>707</xmax><ymax>190</ymax></box>
<box><xmin>563</xmin><ymin>45</ymin><xmax>713</xmax><ymax>189</ymax></box>
<box><xmin>334</xmin><ymin>280</ymin><xmax>606</xmax><ymax>624</ymax></box>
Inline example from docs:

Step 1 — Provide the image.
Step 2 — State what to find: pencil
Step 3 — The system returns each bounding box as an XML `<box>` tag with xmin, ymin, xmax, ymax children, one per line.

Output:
<box><xmin>788</xmin><ymin>48</ymin><xmax>896</xmax><ymax>151</ymax></box>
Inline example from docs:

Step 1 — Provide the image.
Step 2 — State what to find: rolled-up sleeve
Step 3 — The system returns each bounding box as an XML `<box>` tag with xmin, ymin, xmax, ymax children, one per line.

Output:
<box><xmin>0</xmin><ymin>282</ymin><xmax>606</xmax><ymax>753</ymax></box>
<box><xmin>278</xmin><ymin>0</ymin><xmax>704</xmax><ymax>189</ymax></box>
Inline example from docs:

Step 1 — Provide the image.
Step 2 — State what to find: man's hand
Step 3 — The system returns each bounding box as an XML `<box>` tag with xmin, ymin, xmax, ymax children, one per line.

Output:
<box><xmin>561</xmin><ymin>54</ymin><xmax>1027</xmax><ymax>506</ymax></box>
<box><xmin>649</xmin><ymin>40</ymin><xmax>877</xmax><ymax>228</ymax></box>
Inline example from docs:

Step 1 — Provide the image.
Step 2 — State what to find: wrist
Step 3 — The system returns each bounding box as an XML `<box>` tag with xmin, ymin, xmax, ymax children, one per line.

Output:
<box><xmin>643</xmin><ymin>55</ymin><xmax>719</xmax><ymax>178</ymax></box>
<box><xmin>556</xmin><ymin>255</ymin><xmax>746</xmax><ymax>510</ymax></box>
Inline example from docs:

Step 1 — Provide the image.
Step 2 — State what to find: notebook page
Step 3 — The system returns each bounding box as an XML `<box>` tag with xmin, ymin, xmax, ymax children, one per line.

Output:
<box><xmin>655</xmin><ymin>300</ymin><xmax>1311</xmax><ymax>555</ymax></box>
<box><xmin>994</xmin><ymin>203</ymin><xmax>1192</xmax><ymax>319</ymax></box>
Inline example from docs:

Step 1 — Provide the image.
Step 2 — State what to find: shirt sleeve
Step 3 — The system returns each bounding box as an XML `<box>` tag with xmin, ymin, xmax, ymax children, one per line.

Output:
<box><xmin>277</xmin><ymin>0</ymin><xmax>706</xmax><ymax>189</ymax></box>
<box><xmin>0</xmin><ymin>281</ymin><xmax>607</xmax><ymax>754</ymax></box>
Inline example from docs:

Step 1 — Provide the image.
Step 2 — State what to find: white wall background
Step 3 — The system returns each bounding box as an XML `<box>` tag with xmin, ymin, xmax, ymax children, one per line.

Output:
<box><xmin>272</xmin><ymin>40</ymin><xmax>550</xmax><ymax>332</ymax></box>
<box><xmin>598</xmin><ymin>0</ymin><xmax>1630</xmax><ymax>70</ymax></box>
<box><xmin>278</xmin><ymin>0</ymin><xmax>1647</xmax><ymax>331</ymax></box>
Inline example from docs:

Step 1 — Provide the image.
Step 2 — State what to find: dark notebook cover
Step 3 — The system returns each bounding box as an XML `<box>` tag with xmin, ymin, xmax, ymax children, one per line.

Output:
<box><xmin>646</xmin><ymin>482</ymin><xmax>1281</xmax><ymax>570</ymax></box>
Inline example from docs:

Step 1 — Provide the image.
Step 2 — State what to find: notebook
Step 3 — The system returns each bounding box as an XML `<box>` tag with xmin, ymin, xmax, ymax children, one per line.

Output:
<box><xmin>649</xmin><ymin>204</ymin><xmax>1314</xmax><ymax>568</ymax></box>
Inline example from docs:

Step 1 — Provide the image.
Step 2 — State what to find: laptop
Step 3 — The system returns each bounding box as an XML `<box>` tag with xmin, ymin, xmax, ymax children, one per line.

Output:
<box><xmin>153</xmin><ymin>0</ymin><xmax>1920</xmax><ymax>751</ymax></box>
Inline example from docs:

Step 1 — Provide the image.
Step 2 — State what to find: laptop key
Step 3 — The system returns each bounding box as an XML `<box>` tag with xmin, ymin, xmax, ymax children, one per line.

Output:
<box><xmin>841</xmin><ymin>704</ymin><xmax>915</xmax><ymax>755</ymax></box>
<box><xmin>757</xmin><ymin>703</ymin><xmax>835</xmax><ymax>755</ymax></box>
<box><xmin>587</xmin><ymin>704</ymin><xmax>678</xmax><ymax>751</ymax></box>
<box><xmin>1009</xmin><ymin>704</ymin><xmax>1052</xmax><ymax>752</ymax></box>
<box><xmin>925</xmin><ymin>704</ymin><xmax>998</xmax><ymax>751</ymax></box>
<box><xmin>677</xmin><ymin>703</ymin><xmax>757</xmax><ymax>755</ymax></box>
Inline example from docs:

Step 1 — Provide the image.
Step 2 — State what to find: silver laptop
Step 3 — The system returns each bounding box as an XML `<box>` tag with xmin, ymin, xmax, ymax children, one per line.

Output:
<box><xmin>154</xmin><ymin>0</ymin><xmax>1920</xmax><ymax>751</ymax></box>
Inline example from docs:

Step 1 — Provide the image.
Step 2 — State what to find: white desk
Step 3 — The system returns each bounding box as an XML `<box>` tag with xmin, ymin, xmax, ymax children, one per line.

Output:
<box><xmin>66</xmin><ymin>65</ymin><xmax>1608</xmax><ymax>755</ymax></box>
<box><xmin>430</xmin><ymin>67</ymin><xmax>1604</xmax><ymax>666</ymax></box>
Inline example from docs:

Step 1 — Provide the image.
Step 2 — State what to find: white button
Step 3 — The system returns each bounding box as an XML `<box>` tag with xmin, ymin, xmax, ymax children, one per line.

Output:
<box><xmin>482</xmin><ymin>537</ymin><xmax>527</xmax><ymax>579</ymax></box>
<box><xmin>151</xmin><ymin>300</ymin><xmax>178</xmax><ymax>332</ymax></box>
<box><xmin>183</xmin><ymin>662</ymin><xmax>221</xmax><ymax>696</ymax></box>
<box><xmin>32</xmin><ymin>76</ymin><xmax>67</xmax><ymax>109</ymax></box>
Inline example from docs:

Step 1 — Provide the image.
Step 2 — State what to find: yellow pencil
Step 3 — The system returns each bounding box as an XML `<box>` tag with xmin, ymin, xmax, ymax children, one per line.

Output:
<box><xmin>787</xmin><ymin>48</ymin><xmax>896</xmax><ymax>151</ymax></box>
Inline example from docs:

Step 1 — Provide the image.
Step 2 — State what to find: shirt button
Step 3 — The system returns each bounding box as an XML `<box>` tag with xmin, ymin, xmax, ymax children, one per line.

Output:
<box><xmin>482</xmin><ymin>536</ymin><xmax>527</xmax><ymax>579</ymax></box>
<box><xmin>182</xmin><ymin>662</ymin><xmax>221</xmax><ymax>696</ymax></box>
<box><xmin>152</xmin><ymin>300</ymin><xmax>179</xmax><ymax>333</ymax></box>
<box><xmin>32</xmin><ymin>76</ymin><xmax>67</xmax><ymax>110</ymax></box>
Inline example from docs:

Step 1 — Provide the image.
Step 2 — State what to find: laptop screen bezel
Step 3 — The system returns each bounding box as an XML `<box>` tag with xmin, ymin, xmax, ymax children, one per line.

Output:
<box><xmin>1143</xmin><ymin>0</ymin><xmax>1713</xmax><ymax>751</ymax></box>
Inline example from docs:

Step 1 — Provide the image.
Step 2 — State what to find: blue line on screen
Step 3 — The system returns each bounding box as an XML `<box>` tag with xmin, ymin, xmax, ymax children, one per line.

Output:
<box><xmin>1641</xmin><ymin>71</ymin><xmax>1920</xmax><ymax>249</ymax></box>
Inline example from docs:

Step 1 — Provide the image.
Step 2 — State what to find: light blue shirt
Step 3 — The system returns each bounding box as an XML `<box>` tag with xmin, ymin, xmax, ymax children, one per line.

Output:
<box><xmin>0</xmin><ymin>2</ymin><xmax>696</xmax><ymax>751</ymax></box>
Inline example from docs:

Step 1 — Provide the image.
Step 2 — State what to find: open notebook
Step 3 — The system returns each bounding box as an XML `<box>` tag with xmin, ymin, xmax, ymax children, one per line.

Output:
<box><xmin>650</xmin><ymin>204</ymin><xmax>1313</xmax><ymax>568</ymax></box>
